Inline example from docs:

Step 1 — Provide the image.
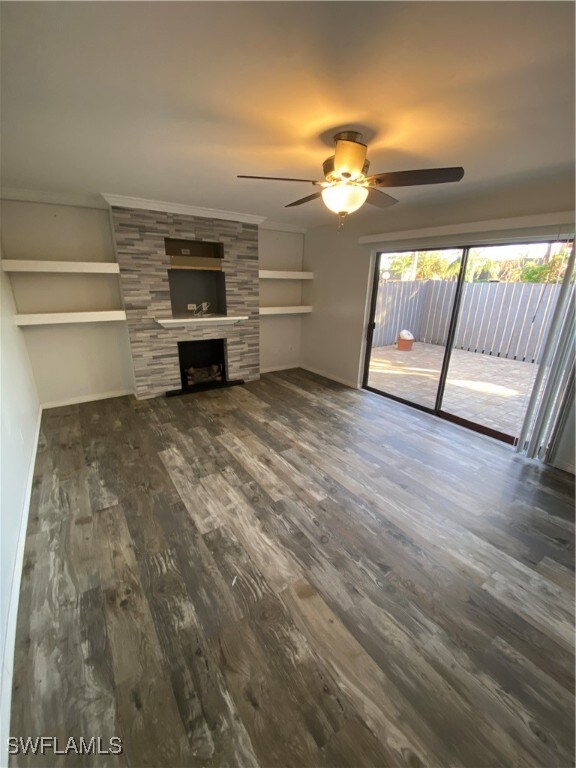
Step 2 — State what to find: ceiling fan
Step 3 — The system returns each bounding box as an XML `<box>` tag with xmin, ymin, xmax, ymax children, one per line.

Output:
<box><xmin>238</xmin><ymin>131</ymin><xmax>464</xmax><ymax>229</ymax></box>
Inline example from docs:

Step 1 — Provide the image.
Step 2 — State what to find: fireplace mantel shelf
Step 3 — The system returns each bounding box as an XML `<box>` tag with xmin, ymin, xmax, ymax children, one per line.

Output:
<box><xmin>154</xmin><ymin>315</ymin><xmax>249</xmax><ymax>328</ymax></box>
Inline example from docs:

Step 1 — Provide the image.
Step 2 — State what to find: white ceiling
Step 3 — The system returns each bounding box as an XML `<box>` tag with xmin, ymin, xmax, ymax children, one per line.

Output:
<box><xmin>1</xmin><ymin>1</ymin><xmax>574</xmax><ymax>229</ymax></box>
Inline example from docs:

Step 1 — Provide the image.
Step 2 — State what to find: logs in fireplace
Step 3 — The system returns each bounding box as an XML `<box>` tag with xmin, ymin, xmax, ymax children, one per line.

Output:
<box><xmin>184</xmin><ymin>363</ymin><xmax>223</xmax><ymax>388</ymax></box>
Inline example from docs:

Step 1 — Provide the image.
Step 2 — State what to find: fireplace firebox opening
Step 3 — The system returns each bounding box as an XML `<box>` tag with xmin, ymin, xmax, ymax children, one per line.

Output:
<box><xmin>167</xmin><ymin>339</ymin><xmax>244</xmax><ymax>396</ymax></box>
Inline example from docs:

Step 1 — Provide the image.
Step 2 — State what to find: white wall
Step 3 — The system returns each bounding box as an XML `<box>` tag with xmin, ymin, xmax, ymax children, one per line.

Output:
<box><xmin>1</xmin><ymin>200</ymin><xmax>115</xmax><ymax>261</ymax></box>
<box><xmin>259</xmin><ymin>229</ymin><xmax>305</xmax><ymax>373</ymax></box>
<box><xmin>21</xmin><ymin>325</ymin><xmax>133</xmax><ymax>407</ymax></box>
<box><xmin>0</xmin><ymin>200</ymin><xmax>134</xmax><ymax>406</ymax></box>
<box><xmin>301</xmin><ymin>223</ymin><xmax>374</xmax><ymax>387</ymax></box>
<box><xmin>0</xmin><ymin>249</ymin><xmax>40</xmax><ymax>761</ymax></box>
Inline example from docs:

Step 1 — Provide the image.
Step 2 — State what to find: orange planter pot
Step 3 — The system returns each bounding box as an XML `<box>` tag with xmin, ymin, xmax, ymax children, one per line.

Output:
<box><xmin>397</xmin><ymin>337</ymin><xmax>414</xmax><ymax>351</ymax></box>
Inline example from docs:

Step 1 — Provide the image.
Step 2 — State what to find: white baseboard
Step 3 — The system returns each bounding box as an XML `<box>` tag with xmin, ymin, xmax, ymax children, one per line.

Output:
<box><xmin>0</xmin><ymin>405</ymin><xmax>42</xmax><ymax>767</ymax></box>
<box><xmin>41</xmin><ymin>388</ymin><xmax>134</xmax><ymax>410</ymax></box>
<box><xmin>300</xmin><ymin>365</ymin><xmax>358</xmax><ymax>389</ymax></box>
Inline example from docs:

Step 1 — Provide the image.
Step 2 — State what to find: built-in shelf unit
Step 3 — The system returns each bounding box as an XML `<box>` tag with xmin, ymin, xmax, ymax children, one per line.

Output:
<box><xmin>258</xmin><ymin>270</ymin><xmax>314</xmax><ymax>280</ymax></box>
<box><xmin>2</xmin><ymin>260</ymin><xmax>120</xmax><ymax>274</ymax></box>
<box><xmin>259</xmin><ymin>306</ymin><xmax>312</xmax><ymax>315</ymax></box>
<box><xmin>3</xmin><ymin>258</ymin><xmax>126</xmax><ymax>327</ymax></box>
<box><xmin>14</xmin><ymin>311</ymin><xmax>127</xmax><ymax>327</ymax></box>
<box><xmin>258</xmin><ymin>269</ymin><xmax>313</xmax><ymax>316</ymax></box>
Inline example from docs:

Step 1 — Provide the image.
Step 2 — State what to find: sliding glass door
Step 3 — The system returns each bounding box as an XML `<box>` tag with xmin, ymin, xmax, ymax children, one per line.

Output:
<box><xmin>441</xmin><ymin>241</ymin><xmax>574</xmax><ymax>440</ymax></box>
<box><xmin>364</xmin><ymin>239</ymin><xmax>574</xmax><ymax>443</ymax></box>
<box><xmin>364</xmin><ymin>248</ymin><xmax>464</xmax><ymax>409</ymax></box>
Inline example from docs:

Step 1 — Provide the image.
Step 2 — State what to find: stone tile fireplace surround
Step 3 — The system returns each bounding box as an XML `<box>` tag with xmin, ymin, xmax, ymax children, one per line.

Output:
<box><xmin>110</xmin><ymin>206</ymin><xmax>259</xmax><ymax>399</ymax></box>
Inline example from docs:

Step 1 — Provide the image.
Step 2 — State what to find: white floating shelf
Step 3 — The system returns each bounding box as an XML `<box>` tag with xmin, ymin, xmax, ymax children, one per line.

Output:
<box><xmin>259</xmin><ymin>306</ymin><xmax>312</xmax><ymax>315</ymax></box>
<box><xmin>258</xmin><ymin>270</ymin><xmax>314</xmax><ymax>280</ymax></box>
<box><xmin>155</xmin><ymin>315</ymin><xmax>249</xmax><ymax>328</ymax></box>
<box><xmin>2</xmin><ymin>260</ymin><xmax>120</xmax><ymax>274</ymax></box>
<box><xmin>15</xmin><ymin>311</ymin><xmax>127</xmax><ymax>327</ymax></box>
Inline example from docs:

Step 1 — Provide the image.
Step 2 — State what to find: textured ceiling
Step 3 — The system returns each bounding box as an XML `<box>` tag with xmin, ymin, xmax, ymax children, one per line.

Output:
<box><xmin>1</xmin><ymin>1</ymin><xmax>574</xmax><ymax>229</ymax></box>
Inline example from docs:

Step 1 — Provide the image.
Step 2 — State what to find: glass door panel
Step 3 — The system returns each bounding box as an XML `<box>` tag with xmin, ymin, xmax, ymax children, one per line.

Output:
<box><xmin>365</xmin><ymin>248</ymin><xmax>464</xmax><ymax>410</ymax></box>
<box><xmin>441</xmin><ymin>241</ymin><xmax>573</xmax><ymax>439</ymax></box>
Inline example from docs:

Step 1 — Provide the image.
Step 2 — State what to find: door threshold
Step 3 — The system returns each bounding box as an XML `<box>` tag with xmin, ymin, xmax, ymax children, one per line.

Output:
<box><xmin>438</xmin><ymin>411</ymin><xmax>516</xmax><ymax>444</ymax></box>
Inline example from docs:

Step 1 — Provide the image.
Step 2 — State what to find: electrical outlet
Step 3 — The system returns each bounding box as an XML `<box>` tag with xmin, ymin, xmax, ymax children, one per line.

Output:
<box><xmin>187</xmin><ymin>303</ymin><xmax>197</xmax><ymax>311</ymax></box>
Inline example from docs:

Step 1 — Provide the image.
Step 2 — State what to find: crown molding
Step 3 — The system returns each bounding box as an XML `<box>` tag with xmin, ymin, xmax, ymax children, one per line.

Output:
<box><xmin>358</xmin><ymin>211</ymin><xmax>576</xmax><ymax>245</ymax></box>
<box><xmin>260</xmin><ymin>220</ymin><xmax>307</xmax><ymax>234</ymax></box>
<box><xmin>101</xmin><ymin>193</ymin><xmax>266</xmax><ymax>225</ymax></box>
<box><xmin>0</xmin><ymin>187</ymin><xmax>107</xmax><ymax>209</ymax></box>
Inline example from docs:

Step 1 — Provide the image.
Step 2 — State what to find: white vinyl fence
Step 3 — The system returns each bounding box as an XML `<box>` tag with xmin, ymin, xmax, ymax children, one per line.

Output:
<box><xmin>373</xmin><ymin>280</ymin><xmax>571</xmax><ymax>363</ymax></box>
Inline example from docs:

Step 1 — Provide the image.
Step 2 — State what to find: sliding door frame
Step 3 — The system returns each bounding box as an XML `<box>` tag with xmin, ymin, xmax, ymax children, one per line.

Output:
<box><xmin>363</xmin><ymin>251</ymin><xmax>433</xmax><ymax>415</ymax></box>
<box><xmin>434</xmin><ymin>248</ymin><xmax>469</xmax><ymax>410</ymax></box>
<box><xmin>362</xmin><ymin>242</ymin><xmax>539</xmax><ymax>444</ymax></box>
<box><xmin>363</xmin><ymin>247</ymin><xmax>470</xmax><ymax>415</ymax></box>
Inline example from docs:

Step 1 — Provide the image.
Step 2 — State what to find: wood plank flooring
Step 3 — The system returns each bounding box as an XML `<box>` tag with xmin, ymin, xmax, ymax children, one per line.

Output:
<box><xmin>10</xmin><ymin>369</ymin><xmax>575</xmax><ymax>767</ymax></box>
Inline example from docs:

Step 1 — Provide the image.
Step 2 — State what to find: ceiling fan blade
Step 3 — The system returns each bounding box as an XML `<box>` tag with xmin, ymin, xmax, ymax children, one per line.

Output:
<box><xmin>366</xmin><ymin>188</ymin><xmax>399</xmax><ymax>209</ymax></box>
<box><xmin>285</xmin><ymin>191</ymin><xmax>323</xmax><ymax>208</ymax></box>
<box><xmin>238</xmin><ymin>175</ymin><xmax>319</xmax><ymax>184</ymax></box>
<box><xmin>365</xmin><ymin>166</ymin><xmax>465</xmax><ymax>188</ymax></box>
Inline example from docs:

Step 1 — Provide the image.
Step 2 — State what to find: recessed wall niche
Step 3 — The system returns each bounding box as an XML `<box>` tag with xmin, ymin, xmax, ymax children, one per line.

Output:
<box><xmin>168</xmin><ymin>269</ymin><xmax>227</xmax><ymax>317</ymax></box>
<box><xmin>166</xmin><ymin>236</ymin><xmax>227</xmax><ymax>317</ymax></box>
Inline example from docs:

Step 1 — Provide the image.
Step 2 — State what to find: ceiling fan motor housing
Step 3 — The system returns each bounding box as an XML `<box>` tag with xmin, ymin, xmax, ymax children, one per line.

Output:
<box><xmin>325</xmin><ymin>132</ymin><xmax>369</xmax><ymax>182</ymax></box>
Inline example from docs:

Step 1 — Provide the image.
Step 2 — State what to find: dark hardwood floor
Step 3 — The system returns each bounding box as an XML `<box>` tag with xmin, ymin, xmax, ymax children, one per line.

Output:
<box><xmin>11</xmin><ymin>369</ymin><xmax>575</xmax><ymax>767</ymax></box>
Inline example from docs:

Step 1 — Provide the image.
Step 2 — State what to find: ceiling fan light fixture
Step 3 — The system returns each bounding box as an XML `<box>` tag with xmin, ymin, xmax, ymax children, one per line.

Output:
<box><xmin>321</xmin><ymin>182</ymin><xmax>369</xmax><ymax>215</ymax></box>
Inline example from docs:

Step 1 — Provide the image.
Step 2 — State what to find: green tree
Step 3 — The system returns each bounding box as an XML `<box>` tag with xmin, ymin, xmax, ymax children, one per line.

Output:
<box><xmin>497</xmin><ymin>259</ymin><xmax>524</xmax><ymax>282</ymax></box>
<box><xmin>383</xmin><ymin>243</ymin><xmax>572</xmax><ymax>284</ymax></box>
<box><xmin>386</xmin><ymin>251</ymin><xmax>461</xmax><ymax>281</ymax></box>
<box><xmin>520</xmin><ymin>252</ymin><xmax>570</xmax><ymax>283</ymax></box>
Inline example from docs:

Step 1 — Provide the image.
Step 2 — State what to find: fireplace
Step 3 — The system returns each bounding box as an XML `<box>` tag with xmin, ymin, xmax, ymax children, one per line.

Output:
<box><xmin>168</xmin><ymin>338</ymin><xmax>244</xmax><ymax>395</ymax></box>
<box><xmin>110</xmin><ymin>205</ymin><xmax>260</xmax><ymax>399</ymax></box>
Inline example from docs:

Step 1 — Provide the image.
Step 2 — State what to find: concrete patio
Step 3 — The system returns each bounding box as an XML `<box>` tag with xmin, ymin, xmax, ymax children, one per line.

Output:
<box><xmin>367</xmin><ymin>342</ymin><xmax>538</xmax><ymax>436</ymax></box>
